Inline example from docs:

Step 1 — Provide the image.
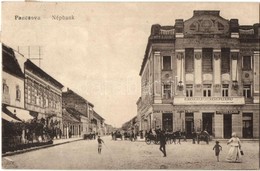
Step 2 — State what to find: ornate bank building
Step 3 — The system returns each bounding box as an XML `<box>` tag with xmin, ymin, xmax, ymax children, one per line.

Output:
<box><xmin>137</xmin><ymin>11</ymin><xmax>259</xmax><ymax>139</ymax></box>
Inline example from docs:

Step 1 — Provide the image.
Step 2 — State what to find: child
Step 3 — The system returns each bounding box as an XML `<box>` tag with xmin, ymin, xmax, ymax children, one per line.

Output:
<box><xmin>97</xmin><ymin>136</ymin><xmax>104</xmax><ymax>154</ymax></box>
<box><xmin>213</xmin><ymin>141</ymin><xmax>222</xmax><ymax>162</ymax></box>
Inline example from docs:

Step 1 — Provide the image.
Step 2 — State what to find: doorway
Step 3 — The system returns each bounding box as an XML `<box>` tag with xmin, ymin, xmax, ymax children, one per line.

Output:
<box><xmin>223</xmin><ymin>114</ymin><xmax>232</xmax><ymax>138</ymax></box>
<box><xmin>202</xmin><ymin>113</ymin><xmax>213</xmax><ymax>135</ymax></box>
<box><xmin>185</xmin><ymin>113</ymin><xmax>194</xmax><ymax>138</ymax></box>
<box><xmin>243</xmin><ymin>113</ymin><xmax>253</xmax><ymax>138</ymax></box>
<box><xmin>162</xmin><ymin>113</ymin><xmax>173</xmax><ymax>131</ymax></box>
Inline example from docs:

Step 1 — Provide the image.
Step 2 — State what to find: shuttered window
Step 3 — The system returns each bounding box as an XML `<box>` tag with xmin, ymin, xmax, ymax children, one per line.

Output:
<box><xmin>202</xmin><ymin>48</ymin><xmax>213</xmax><ymax>72</ymax></box>
<box><xmin>185</xmin><ymin>48</ymin><xmax>194</xmax><ymax>72</ymax></box>
<box><xmin>221</xmin><ymin>48</ymin><xmax>230</xmax><ymax>74</ymax></box>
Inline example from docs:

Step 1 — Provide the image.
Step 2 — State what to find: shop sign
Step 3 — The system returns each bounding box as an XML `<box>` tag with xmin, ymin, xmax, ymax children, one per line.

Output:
<box><xmin>216</xmin><ymin>111</ymin><xmax>240</xmax><ymax>114</ymax></box>
<box><xmin>154</xmin><ymin>111</ymin><xmax>172</xmax><ymax>113</ymax></box>
<box><xmin>174</xmin><ymin>97</ymin><xmax>245</xmax><ymax>105</ymax></box>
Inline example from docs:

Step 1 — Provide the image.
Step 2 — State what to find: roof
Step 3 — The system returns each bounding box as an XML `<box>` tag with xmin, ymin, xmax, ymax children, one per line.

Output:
<box><xmin>2</xmin><ymin>44</ymin><xmax>24</xmax><ymax>79</ymax></box>
<box><xmin>25</xmin><ymin>59</ymin><xmax>63</xmax><ymax>88</ymax></box>
<box><xmin>62</xmin><ymin>108</ymin><xmax>81</xmax><ymax>123</ymax></box>
<box><xmin>63</xmin><ymin>89</ymin><xmax>94</xmax><ymax>107</ymax></box>
<box><xmin>93</xmin><ymin>111</ymin><xmax>105</xmax><ymax>121</ymax></box>
<box><xmin>65</xmin><ymin>107</ymin><xmax>87</xmax><ymax>118</ymax></box>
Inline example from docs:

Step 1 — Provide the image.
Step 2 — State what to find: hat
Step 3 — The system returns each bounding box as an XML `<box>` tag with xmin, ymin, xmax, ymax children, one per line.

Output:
<box><xmin>232</xmin><ymin>132</ymin><xmax>237</xmax><ymax>137</ymax></box>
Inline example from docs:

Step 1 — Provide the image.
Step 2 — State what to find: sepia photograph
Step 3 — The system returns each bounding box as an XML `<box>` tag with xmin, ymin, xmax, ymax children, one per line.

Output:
<box><xmin>1</xmin><ymin>2</ymin><xmax>259</xmax><ymax>170</ymax></box>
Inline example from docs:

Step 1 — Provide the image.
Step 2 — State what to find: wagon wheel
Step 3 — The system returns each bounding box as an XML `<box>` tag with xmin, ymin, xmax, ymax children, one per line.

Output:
<box><xmin>146</xmin><ymin>138</ymin><xmax>151</xmax><ymax>145</ymax></box>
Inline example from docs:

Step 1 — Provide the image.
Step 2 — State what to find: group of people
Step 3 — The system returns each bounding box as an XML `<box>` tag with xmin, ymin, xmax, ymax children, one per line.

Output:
<box><xmin>213</xmin><ymin>132</ymin><xmax>243</xmax><ymax>163</ymax></box>
<box><xmin>97</xmin><ymin>131</ymin><xmax>243</xmax><ymax>163</ymax></box>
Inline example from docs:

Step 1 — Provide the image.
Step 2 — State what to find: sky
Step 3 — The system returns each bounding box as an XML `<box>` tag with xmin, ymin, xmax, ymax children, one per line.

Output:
<box><xmin>1</xmin><ymin>2</ymin><xmax>259</xmax><ymax>127</ymax></box>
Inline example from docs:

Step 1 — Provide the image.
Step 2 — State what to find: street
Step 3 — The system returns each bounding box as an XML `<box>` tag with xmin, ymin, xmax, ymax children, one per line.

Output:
<box><xmin>2</xmin><ymin>136</ymin><xmax>259</xmax><ymax>170</ymax></box>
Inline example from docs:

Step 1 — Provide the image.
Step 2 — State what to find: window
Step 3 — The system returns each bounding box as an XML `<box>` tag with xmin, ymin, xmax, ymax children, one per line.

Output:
<box><xmin>221</xmin><ymin>48</ymin><xmax>230</xmax><ymax>73</ymax></box>
<box><xmin>186</xmin><ymin>84</ymin><xmax>193</xmax><ymax>97</ymax></box>
<box><xmin>202</xmin><ymin>48</ymin><xmax>213</xmax><ymax>73</ymax></box>
<box><xmin>162</xmin><ymin>56</ymin><xmax>171</xmax><ymax>70</ymax></box>
<box><xmin>185</xmin><ymin>48</ymin><xmax>194</xmax><ymax>72</ymax></box>
<box><xmin>3</xmin><ymin>79</ymin><xmax>9</xmax><ymax>94</ymax></box>
<box><xmin>203</xmin><ymin>84</ymin><xmax>212</xmax><ymax>97</ymax></box>
<box><xmin>243</xmin><ymin>56</ymin><xmax>252</xmax><ymax>70</ymax></box>
<box><xmin>163</xmin><ymin>84</ymin><xmax>171</xmax><ymax>99</ymax></box>
<box><xmin>16</xmin><ymin>85</ymin><xmax>21</xmax><ymax>101</ymax></box>
<box><xmin>222</xmin><ymin>84</ymin><xmax>229</xmax><ymax>97</ymax></box>
<box><xmin>243</xmin><ymin>85</ymin><xmax>251</xmax><ymax>98</ymax></box>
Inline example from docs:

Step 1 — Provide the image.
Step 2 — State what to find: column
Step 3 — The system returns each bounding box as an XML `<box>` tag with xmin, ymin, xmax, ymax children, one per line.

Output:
<box><xmin>194</xmin><ymin>49</ymin><xmax>202</xmax><ymax>96</ymax></box>
<box><xmin>154</xmin><ymin>51</ymin><xmax>162</xmax><ymax>103</ymax></box>
<box><xmin>231</xmin><ymin>49</ymin><xmax>239</xmax><ymax>96</ymax></box>
<box><xmin>213</xmin><ymin>49</ymin><xmax>221</xmax><ymax>96</ymax></box>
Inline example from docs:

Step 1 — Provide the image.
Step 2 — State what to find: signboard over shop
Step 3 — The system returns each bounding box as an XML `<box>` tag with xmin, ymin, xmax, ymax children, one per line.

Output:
<box><xmin>174</xmin><ymin>97</ymin><xmax>245</xmax><ymax>105</ymax></box>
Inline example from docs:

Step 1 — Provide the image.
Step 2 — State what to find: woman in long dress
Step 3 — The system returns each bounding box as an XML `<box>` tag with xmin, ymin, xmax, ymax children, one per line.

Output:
<box><xmin>226</xmin><ymin>132</ymin><xmax>242</xmax><ymax>162</ymax></box>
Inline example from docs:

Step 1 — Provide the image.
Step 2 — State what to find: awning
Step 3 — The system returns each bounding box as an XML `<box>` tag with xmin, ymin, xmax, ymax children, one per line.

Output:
<box><xmin>2</xmin><ymin>112</ymin><xmax>21</xmax><ymax>122</ymax></box>
<box><xmin>6</xmin><ymin>106</ymin><xmax>34</xmax><ymax>122</ymax></box>
<box><xmin>2</xmin><ymin>105</ymin><xmax>22</xmax><ymax>122</ymax></box>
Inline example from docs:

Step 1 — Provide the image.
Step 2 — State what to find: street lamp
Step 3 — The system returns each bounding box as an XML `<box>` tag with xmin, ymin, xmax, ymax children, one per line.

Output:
<box><xmin>178</xmin><ymin>81</ymin><xmax>184</xmax><ymax>91</ymax></box>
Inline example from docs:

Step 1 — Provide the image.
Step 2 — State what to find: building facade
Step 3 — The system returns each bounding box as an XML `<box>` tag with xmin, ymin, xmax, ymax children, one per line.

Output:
<box><xmin>92</xmin><ymin>111</ymin><xmax>105</xmax><ymax>136</ymax></box>
<box><xmin>62</xmin><ymin>88</ymin><xmax>91</xmax><ymax>135</ymax></box>
<box><xmin>24</xmin><ymin>59</ymin><xmax>64</xmax><ymax>133</ymax></box>
<box><xmin>138</xmin><ymin>10</ymin><xmax>259</xmax><ymax>139</ymax></box>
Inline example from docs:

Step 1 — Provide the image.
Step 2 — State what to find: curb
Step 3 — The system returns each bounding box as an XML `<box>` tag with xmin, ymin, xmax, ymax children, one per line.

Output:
<box><xmin>2</xmin><ymin>138</ymin><xmax>83</xmax><ymax>157</ymax></box>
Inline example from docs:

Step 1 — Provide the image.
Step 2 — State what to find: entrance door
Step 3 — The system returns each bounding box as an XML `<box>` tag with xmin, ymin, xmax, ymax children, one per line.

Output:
<box><xmin>224</xmin><ymin>114</ymin><xmax>232</xmax><ymax>138</ymax></box>
<box><xmin>162</xmin><ymin>113</ymin><xmax>173</xmax><ymax>131</ymax></box>
<box><xmin>202</xmin><ymin>113</ymin><xmax>213</xmax><ymax>135</ymax></box>
<box><xmin>243</xmin><ymin>113</ymin><xmax>253</xmax><ymax>138</ymax></box>
<box><xmin>185</xmin><ymin>113</ymin><xmax>194</xmax><ymax>138</ymax></box>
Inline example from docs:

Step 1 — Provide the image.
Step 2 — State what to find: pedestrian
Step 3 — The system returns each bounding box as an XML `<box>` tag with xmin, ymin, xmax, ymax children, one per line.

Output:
<box><xmin>159</xmin><ymin>130</ymin><xmax>167</xmax><ymax>157</ymax></box>
<box><xmin>213</xmin><ymin>141</ymin><xmax>222</xmax><ymax>162</ymax></box>
<box><xmin>226</xmin><ymin>132</ymin><xmax>242</xmax><ymax>163</ymax></box>
<box><xmin>97</xmin><ymin>135</ymin><xmax>104</xmax><ymax>154</ymax></box>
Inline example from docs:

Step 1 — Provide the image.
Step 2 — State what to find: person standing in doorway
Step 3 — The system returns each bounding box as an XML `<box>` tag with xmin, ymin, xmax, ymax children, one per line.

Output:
<box><xmin>213</xmin><ymin>141</ymin><xmax>222</xmax><ymax>162</ymax></box>
<box><xmin>97</xmin><ymin>136</ymin><xmax>104</xmax><ymax>154</ymax></box>
<box><xmin>159</xmin><ymin>130</ymin><xmax>167</xmax><ymax>157</ymax></box>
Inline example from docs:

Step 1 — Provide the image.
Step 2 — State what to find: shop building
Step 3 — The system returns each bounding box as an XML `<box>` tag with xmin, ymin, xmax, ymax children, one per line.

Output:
<box><xmin>24</xmin><ymin>59</ymin><xmax>64</xmax><ymax>132</ymax></box>
<box><xmin>62</xmin><ymin>88</ymin><xmax>91</xmax><ymax>135</ymax></box>
<box><xmin>138</xmin><ymin>10</ymin><xmax>259</xmax><ymax>139</ymax></box>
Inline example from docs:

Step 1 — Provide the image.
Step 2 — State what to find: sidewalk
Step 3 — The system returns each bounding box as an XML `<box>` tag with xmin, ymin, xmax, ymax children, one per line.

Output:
<box><xmin>2</xmin><ymin>137</ymin><xmax>83</xmax><ymax>157</ymax></box>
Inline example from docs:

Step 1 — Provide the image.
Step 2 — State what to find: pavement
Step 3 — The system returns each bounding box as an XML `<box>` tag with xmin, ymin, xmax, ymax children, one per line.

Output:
<box><xmin>2</xmin><ymin>136</ymin><xmax>259</xmax><ymax>169</ymax></box>
<box><xmin>2</xmin><ymin>136</ymin><xmax>258</xmax><ymax>157</ymax></box>
<box><xmin>2</xmin><ymin>136</ymin><xmax>83</xmax><ymax>157</ymax></box>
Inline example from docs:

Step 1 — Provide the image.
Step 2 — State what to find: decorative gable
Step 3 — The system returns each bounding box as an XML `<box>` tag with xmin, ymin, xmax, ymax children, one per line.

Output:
<box><xmin>184</xmin><ymin>11</ymin><xmax>229</xmax><ymax>36</ymax></box>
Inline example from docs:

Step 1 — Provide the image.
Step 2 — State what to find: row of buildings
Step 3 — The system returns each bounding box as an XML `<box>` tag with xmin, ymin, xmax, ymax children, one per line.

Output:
<box><xmin>2</xmin><ymin>44</ymin><xmax>113</xmax><ymax>139</ymax></box>
<box><xmin>132</xmin><ymin>10</ymin><xmax>259</xmax><ymax>139</ymax></box>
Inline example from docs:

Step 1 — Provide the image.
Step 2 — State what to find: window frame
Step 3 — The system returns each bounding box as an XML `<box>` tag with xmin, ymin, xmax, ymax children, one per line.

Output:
<box><xmin>162</xmin><ymin>83</ymin><xmax>172</xmax><ymax>99</ymax></box>
<box><xmin>203</xmin><ymin>84</ymin><xmax>212</xmax><ymax>97</ymax></box>
<box><xmin>162</xmin><ymin>56</ymin><xmax>172</xmax><ymax>71</ymax></box>
<box><xmin>186</xmin><ymin>84</ymin><xmax>193</xmax><ymax>97</ymax></box>
<box><xmin>243</xmin><ymin>84</ymin><xmax>252</xmax><ymax>98</ymax></box>
<box><xmin>222</xmin><ymin>84</ymin><xmax>229</xmax><ymax>97</ymax></box>
<box><xmin>242</xmin><ymin>56</ymin><xmax>252</xmax><ymax>71</ymax></box>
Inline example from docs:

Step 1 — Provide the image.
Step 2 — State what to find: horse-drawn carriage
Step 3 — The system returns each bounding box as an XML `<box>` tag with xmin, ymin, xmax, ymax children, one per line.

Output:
<box><xmin>145</xmin><ymin>132</ymin><xmax>159</xmax><ymax>145</ymax></box>
<box><xmin>196</xmin><ymin>130</ymin><xmax>210</xmax><ymax>144</ymax></box>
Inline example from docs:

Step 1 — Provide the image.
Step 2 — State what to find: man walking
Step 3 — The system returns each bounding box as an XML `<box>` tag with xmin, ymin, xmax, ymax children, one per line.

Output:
<box><xmin>97</xmin><ymin>136</ymin><xmax>104</xmax><ymax>154</ymax></box>
<box><xmin>159</xmin><ymin>130</ymin><xmax>167</xmax><ymax>157</ymax></box>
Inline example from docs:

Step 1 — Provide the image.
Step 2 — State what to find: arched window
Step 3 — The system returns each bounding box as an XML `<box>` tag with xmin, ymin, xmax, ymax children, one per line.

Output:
<box><xmin>16</xmin><ymin>85</ymin><xmax>21</xmax><ymax>101</ymax></box>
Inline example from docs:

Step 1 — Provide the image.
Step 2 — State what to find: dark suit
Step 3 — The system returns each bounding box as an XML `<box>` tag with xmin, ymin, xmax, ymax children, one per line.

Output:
<box><xmin>159</xmin><ymin>132</ymin><xmax>167</xmax><ymax>157</ymax></box>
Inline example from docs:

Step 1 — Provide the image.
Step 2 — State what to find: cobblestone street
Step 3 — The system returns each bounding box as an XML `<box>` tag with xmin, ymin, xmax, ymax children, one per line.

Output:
<box><xmin>2</xmin><ymin>136</ymin><xmax>259</xmax><ymax>170</ymax></box>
